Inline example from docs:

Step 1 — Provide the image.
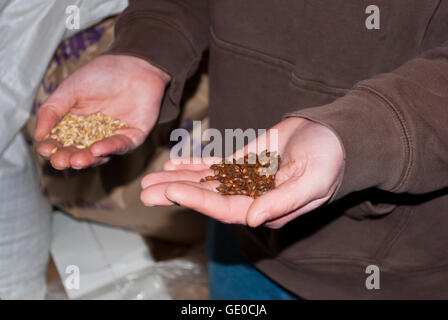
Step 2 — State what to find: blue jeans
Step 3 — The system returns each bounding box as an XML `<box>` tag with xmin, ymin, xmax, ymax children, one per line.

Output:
<box><xmin>207</xmin><ymin>219</ymin><xmax>298</xmax><ymax>300</ymax></box>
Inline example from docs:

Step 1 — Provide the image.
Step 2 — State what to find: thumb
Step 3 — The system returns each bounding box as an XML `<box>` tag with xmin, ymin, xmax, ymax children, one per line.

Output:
<box><xmin>34</xmin><ymin>83</ymin><xmax>75</xmax><ymax>141</ymax></box>
<box><xmin>246</xmin><ymin>159</ymin><xmax>312</xmax><ymax>227</ymax></box>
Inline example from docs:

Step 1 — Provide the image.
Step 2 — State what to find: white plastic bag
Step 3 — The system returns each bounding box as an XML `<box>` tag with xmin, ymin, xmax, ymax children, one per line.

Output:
<box><xmin>50</xmin><ymin>212</ymin><xmax>208</xmax><ymax>300</ymax></box>
<box><xmin>0</xmin><ymin>0</ymin><xmax>128</xmax><ymax>299</ymax></box>
<box><xmin>0</xmin><ymin>133</ymin><xmax>52</xmax><ymax>299</ymax></box>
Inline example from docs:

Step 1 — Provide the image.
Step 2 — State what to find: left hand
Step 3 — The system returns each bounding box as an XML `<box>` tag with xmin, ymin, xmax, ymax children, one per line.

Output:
<box><xmin>140</xmin><ymin>117</ymin><xmax>344</xmax><ymax>229</ymax></box>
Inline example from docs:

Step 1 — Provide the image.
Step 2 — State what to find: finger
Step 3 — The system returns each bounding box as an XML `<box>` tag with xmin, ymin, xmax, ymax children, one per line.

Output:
<box><xmin>92</xmin><ymin>157</ymin><xmax>111</xmax><ymax>167</ymax></box>
<box><xmin>69</xmin><ymin>147</ymin><xmax>107</xmax><ymax>169</ymax></box>
<box><xmin>141</xmin><ymin>169</ymin><xmax>213</xmax><ymax>189</ymax></box>
<box><xmin>163</xmin><ymin>157</ymin><xmax>222</xmax><ymax>171</ymax></box>
<box><xmin>49</xmin><ymin>144</ymin><xmax>108</xmax><ymax>170</ymax></box>
<box><xmin>113</xmin><ymin>127</ymin><xmax>145</xmax><ymax>148</ymax></box>
<box><xmin>35</xmin><ymin>84</ymin><xmax>75</xmax><ymax>141</ymax></box>
<box><xmin>37</xmin><ymin>139</ymin><xmax>63</xmax><ymax>159</ymax></box>
<box><xmin>49</xmin><ymin>146</ymin><xmax>80</xmax><ymax>170</ymax></box>
<box><xmin>275</xmin><ymin>157</ymin><xmax>307</xmax><ymax>186</ymax></box>
<box><xmin>89</xmin><ymin>134</ymin><xmax>134</xmax><ymax>157</ymax></box>
<box><xmin>140</xmin><ymin>180</ymin><xmax>219</xmax><ymax>206</ymax></box>
<box><xmin>246</xmin><ymin>173</ymin><xmax>326</xmax><ymax>228</ymax></box>
<box><xmin>264</xmin><ymin>197</ymin><xmax>329</xmax><ymax>229</ymax></box>
<box><xmin>35</xmin><ymin>107</ymin><xmax>65</xmax><ymax>142</ymax></box>
<box><xmin>164</xmin><ymin>182</ymin><xmax>253</xmax><ymax>224</ymax></box>
<box><xmin>243</xmin><ymin>158</ymin><xmax>308</xmax><ymax>225</ymax></box>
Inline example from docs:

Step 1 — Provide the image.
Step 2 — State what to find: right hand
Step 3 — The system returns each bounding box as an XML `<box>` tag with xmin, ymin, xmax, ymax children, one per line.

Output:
<box><xmin>34</xmin><ymin>54</ymin><xmax>170</xmax><ymax>170</ymax></box>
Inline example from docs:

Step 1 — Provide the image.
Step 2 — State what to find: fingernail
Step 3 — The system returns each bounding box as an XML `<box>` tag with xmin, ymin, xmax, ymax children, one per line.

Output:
<box><xmin>71</xmin><ymin>162</ymin><xmax>85</xmax><ymax>169</ymax></box>
<box><xmin>254</xmin><ymin>212</ymin><xmax>270</xmax><ymax>226</ymax></box>
<box><xmin>143</xmin><ymin>203</ymin><xmax>155</xmax><ymax>207</ymax></box>
<box><xmin>163</xmin><ymin>163</ymin><xmax>175</xmax><ymax>171</ymax></box>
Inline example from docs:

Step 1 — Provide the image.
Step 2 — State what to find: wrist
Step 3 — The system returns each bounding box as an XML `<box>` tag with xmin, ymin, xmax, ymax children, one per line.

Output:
<box><xmin>143</xmin><ymin>61</ymin><xmax>172</xmax><ymax>86</ymax></box>
<box><xmin>102</xmin><ymin>54</ymin><xmax>172</xmax><ymax>86</ymax></box>
<box><xmin>284</xmin><ymin>90</ymin><xmax>405</xmax><ymax>199</ymax></box>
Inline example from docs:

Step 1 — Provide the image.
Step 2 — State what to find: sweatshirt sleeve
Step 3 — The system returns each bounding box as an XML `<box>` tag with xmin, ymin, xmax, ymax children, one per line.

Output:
<box><xmin>285</xmin><ymin>41</ymin><xmax>448</xmax><ymax>201</ymax></box>
<box><xmin>106</xmin><ymin>0</ymin><xmax>210</xmax><ymax>122</ymax></box>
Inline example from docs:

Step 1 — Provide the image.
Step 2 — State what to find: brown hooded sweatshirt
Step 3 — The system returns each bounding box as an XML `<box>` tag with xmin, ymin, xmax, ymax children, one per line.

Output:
<box><xmin>107</xmin><ymin>0</ymin><xmax>448</xmax><ymax>299</ymax></box>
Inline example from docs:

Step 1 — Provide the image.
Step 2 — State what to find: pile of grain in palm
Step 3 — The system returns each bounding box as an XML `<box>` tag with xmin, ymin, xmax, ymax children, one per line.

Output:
<box><xmin>47</xmin><ymin>112</ymin><xmax>128</xmax><ymax>151</ymax></box>
<box><xmin>200</xmin><ymin>150</ymin><xmax>280</xmax><ymax>199</ymax></box>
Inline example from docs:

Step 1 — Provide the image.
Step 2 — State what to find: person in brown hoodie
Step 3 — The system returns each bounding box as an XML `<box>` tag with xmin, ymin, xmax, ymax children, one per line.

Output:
<box><xmin>35</xmin><ymin>1</ymin><xmax>448</xmax><ymax>299</ymax></box>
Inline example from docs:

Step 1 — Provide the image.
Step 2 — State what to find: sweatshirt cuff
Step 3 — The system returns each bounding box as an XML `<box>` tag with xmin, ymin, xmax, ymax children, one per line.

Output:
<box><xmin>285</xmin><ymin>86</ymin><xmax>409</xmax><ymax>201</ymax></box>
<box><xmin>106</xmin><ymin>16</ymin><xmax>201</xmax><ymax>123</ymax></box>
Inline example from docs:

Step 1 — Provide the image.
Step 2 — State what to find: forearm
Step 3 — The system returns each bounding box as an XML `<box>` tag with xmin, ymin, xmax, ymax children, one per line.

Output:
<box><xmin>286</xmin><ymin>41</ymin><xmax>448</xmax><ymax>199</ymax></box>
<box><xmin>106</xmin><ymin>0</ymin><xmax>210</xmax><ymax>122</ymax></box>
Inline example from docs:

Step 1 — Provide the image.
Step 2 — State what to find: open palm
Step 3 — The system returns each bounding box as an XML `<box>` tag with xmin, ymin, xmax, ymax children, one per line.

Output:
<box><xmin>35</xmin><ymin>54</ymin><xmax>169</xmax><ymax>169</ymax></box>
<box><xmin>140</xmin><ymin>117</ymin><xmax>344</xmax><ymax>229</ymax></box>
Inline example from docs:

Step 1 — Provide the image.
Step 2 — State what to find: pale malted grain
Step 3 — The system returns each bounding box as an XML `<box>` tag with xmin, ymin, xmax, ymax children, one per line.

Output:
<box><xmin>47</xmin><ymin>112</ymin><xmax>128</xmax><ymax>150</ymax></box>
